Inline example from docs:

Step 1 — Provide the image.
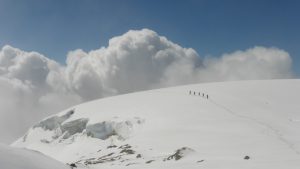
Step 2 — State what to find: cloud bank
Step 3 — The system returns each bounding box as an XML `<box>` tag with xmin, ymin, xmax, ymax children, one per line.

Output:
<box><xmin>0</xmin><ymin>29</ymin><xmax>293</xmax><ymax>143</ymax></box>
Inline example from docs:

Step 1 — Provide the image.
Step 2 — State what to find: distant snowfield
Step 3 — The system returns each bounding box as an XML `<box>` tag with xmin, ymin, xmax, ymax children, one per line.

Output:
<box><xmin>0</xmin><ymin>144</ymin><xmax>69</xmax><ymax>169</ymax></box>
<box><xmin>13</xmin><ymin>79</ymin><xmax>300</xmax><ymax>169</ymax></box>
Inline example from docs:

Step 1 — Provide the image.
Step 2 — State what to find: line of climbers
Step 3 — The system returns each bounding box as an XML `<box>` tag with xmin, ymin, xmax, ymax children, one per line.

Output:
<box><xmin>189</xmin><ymin>90</ymin><xmax>209</xmax><ymax>99</ymax></box>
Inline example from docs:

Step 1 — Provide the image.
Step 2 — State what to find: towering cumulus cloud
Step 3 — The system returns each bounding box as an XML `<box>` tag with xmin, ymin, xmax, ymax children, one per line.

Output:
<box><xmin>0</xmin><ymin>29</ymin><xmax>293</xmax><ymax>143</ymax></box>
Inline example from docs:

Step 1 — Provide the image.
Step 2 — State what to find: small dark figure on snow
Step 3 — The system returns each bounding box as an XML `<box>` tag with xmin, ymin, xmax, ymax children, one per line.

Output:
<box><xmin>206</xmin><ymin>95</ymin><xmax>209</xmax><ymax>99</ymax></box>
<box><xmin>202</xmin><ymin>93</ymin><xmax>204</xmax><ymax>97</ymax></box>
<box><xmin>194</xmin><ymin>91</ymin><xmax>196</xmax><ymax>95</ymax></box>
<box><xmin>198</xmin><ymin>92</ymin><xmax>201</xmax><ymax>96</ymax></box>
<box><xmin>189</xmin><ymin>90</ymin><xmax>191</xmax><ymax>95</ymax></box>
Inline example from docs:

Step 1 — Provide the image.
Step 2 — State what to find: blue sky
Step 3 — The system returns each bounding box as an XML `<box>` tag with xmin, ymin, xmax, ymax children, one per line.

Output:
<box><xmin>0</xmin><ymin>0</ymin><xmax>299</xmax><ymax>75</ymax></box>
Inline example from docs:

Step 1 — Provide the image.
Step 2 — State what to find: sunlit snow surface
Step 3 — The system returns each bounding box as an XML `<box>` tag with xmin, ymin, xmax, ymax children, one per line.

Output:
<box><xmin>13</xmin><ymin>80</ymin><xmax>300</xmax><ymax>169</ymax></box>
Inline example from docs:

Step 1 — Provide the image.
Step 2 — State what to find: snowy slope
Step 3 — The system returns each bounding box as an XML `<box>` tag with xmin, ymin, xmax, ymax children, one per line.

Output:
<box><xmin>0</xmin><ymin>144</ymin><xmax>70</xmax><ymax>169</ymax></box>
<box><xmin>13</xmin><ymin>79</ymin><xmax>300</xmax><ymax>169</ymax></box>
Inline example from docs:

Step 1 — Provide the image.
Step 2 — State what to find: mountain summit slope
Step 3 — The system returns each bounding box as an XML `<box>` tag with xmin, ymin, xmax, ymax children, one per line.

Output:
<box><xmin>13</xmin><ymin>80</ymin><xmax>300</xmax><ymax>169</ymax></box>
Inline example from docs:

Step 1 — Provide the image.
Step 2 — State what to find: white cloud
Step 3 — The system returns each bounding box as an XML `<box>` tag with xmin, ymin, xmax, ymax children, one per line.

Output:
<box><xmin>60</xmin><ymin>29</ymin><xmax>201</xmax><ymax>99</ymax></box>
<box><xmin>197</xmin><ymin>46</ymin><xmax>293</xmax><ymax>82</ymax></box>
<box><xmin>0</xmin><ymin>28</ymin><xmax>294</xmax><ymax>143</ymax></box>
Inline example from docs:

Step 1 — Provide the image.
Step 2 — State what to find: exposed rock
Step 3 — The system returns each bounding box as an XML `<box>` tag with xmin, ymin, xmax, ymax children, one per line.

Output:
<box><xmin>69</xmin><ymin>163</ymin><xmax>77</xmax><ymax>168</ymax></box>
<box><xmin>120</xmin><ymin>148</ymin><xmax>135</xmax><ymax>155</ymax></box>
<box><xmin>119</xmin><ymin>144</ymin><xmax>131</xmax><ymax>149</ymax></box>
<box><xmin>165</xmin><ymin>147</ymin><xmax>195</xmax><ymax>161</ymax></box>
<box><xmin>244</xmin><ymin>155</ymin><xmax>250</xmax><ymax>160</ymax></box>
<box><xmin>146</xmin><ymin>160</ymin><xmax>155</xmax><ymax>164</ymax></box>
<box><xmin>107</xmin><ymin>145</ymin><xmax>117</xmax><ymax>149</ymax></box>
<box><xmin>136</xmin><ymin>154</ymin><xmax>142</xmax><ymax>158</ymax></box>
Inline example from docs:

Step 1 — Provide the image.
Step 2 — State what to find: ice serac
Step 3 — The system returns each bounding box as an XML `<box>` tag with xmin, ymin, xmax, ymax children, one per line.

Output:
<box><xmin>61</xmin><ymin>118</ymin><xmax>89</xmax><ymax>139</ymax></box>
<box><xmin>12</xmin><ymin>80</ymin><xmax>300</xmax><ymax>169</ymax></box>
<box><xmin>86</xmin><ymin>117</ymin><xmax>144</xmax><ymax>140</ymax></box>
<box><xmin>33</xmin><ymin>109</ymin><xmax>74</xmax><ymax>131</ymax></box>
<box><xmin>16</xmin><ymin>108</ymin><xmax>144</xmax><ymax>146</ymax></box>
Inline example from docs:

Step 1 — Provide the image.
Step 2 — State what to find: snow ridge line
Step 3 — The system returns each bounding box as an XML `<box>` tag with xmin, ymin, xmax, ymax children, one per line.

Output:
<box><xmin>208</xmin><ymin>98</ymin><xmax>300</xmax><ymax>156</ymax></box>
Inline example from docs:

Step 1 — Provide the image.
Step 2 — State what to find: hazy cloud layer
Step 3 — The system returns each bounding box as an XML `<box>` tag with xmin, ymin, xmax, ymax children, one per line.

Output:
<box><xmin>0</xmin><ymin>29</ymin><xmax>293</xmax><ymax>143</ymax></box>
